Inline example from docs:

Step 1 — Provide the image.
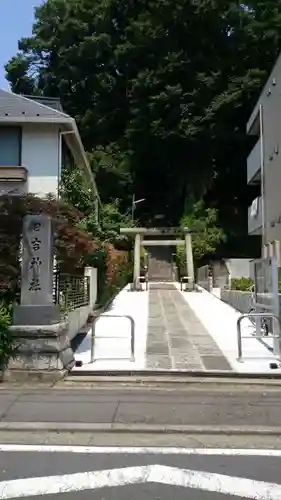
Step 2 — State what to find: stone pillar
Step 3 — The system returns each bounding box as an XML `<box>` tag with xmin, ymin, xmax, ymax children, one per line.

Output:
<box><xmin>84</xmin><ymin>267</ymin><xmax>97</xmax><ymax>308</ymax></box>
<box><xmin>7</xmin><ymin>214</ymin><xmax>74</xmax><ymax>381</ymax></box>
<box><xmin>184</xmin><ymin>232</ymin><xmax>194</xmax><ymax>289</ymax></box>
<box><xmin>13</xmin><ymin>214</ymin><xmax>60</xmax><ymax>325</ymax></box>
<box><xmin>133</xmin><ymin>233</ymin><xmax>141</xmax><ymax>289</ymax></box>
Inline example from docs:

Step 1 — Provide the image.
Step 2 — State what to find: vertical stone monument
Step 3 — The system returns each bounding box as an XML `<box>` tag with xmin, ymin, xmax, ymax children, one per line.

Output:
<box><xmin>7</xmin><ymin>214</ymin><xmax>74</xmax><ymax>381</ymax></box>
<box><xmin>13</xmin><ymin>214</ymin><xmax>60</xmax><ymax>325</ymax></box>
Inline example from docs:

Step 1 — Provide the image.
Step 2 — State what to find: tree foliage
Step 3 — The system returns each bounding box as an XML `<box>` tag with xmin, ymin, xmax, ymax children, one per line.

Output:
<box><xmin>0</xmin><ymin>193</ymin><xmax>96</xmax><ymax>302</ymax></box>
<box><xmin>176</xmin><ymin>200</ymin><xmax>225</xmax><ymax>273</ymax></box>
<box><xmin>5</xmin><ymin>0</ymin><xmax>281</xmax><ymax>254</ymax></box>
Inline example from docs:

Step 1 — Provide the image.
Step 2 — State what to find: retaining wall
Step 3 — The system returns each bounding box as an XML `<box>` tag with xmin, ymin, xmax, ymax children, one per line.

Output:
<box><xmin>67</xmin><ymin>267</ymin><xmax>97</xmax><ymax>340</ymax></box>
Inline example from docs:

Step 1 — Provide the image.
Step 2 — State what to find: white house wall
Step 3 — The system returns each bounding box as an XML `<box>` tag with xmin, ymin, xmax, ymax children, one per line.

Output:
<box><xmin>21</xmin><ymin>124</ymin><xmax>60</xmax><ymax>197</ymax></box>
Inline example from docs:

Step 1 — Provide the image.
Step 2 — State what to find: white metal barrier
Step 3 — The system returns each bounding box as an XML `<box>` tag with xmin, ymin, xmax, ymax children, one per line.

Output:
<box><xmin>90</xmin><ymin>314</ymin><xmax>135</xmax><ymax>362</ymax></box>
<box><xmin>237</xmin><ymin>312</ymin><xmax>281</xmax><ymax>361</ymax></box>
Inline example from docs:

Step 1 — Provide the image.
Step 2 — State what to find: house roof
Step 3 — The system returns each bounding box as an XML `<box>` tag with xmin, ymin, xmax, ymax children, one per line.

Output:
<box><xmin>22</xmin><ymin>95</ymin><xmax>64</xmax><ymax>112</ymax></box>
<box><xmin>0</xmin><ymin>88</ymin><xmax>70</xmax><ymax>122</ymax></box>
<box><xmin>0</xmin><ymin>89</ymin><xmax>101</xmax><ymax>206</ymax></box>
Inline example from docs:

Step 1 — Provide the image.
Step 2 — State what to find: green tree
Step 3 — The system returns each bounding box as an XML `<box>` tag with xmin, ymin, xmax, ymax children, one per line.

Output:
<box><xmin>2</xmin><ymin>1</ymin><xmax>253</xmax><ymax>220</ymax></box>
<box><xmin>79</xmin><ymin>200</ymin><xmax>134</xmax><ymax>249</ymax></box>
<box><xmin>90</xmin><ymin>145</ymin><xmax>133</xmax><ymax>209</ymax></box>
<box><xmin>61</xmin><ymin>159</ymin><xmax>134</xmax><ymax>248</ymax></box>
<box><xmin>177</xmin><ymin>201</ymin><xmax>225</xmax><ymax>273</ymax></box>
<box><xmin>5</xmin><ymin>0</ymin><xmax>281</xmax><ymax>243</ymax></box>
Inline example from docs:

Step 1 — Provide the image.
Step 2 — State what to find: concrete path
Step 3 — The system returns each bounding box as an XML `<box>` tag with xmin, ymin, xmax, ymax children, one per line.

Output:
<box><xmin>72</xmin><ymin>282</ymin><xmax>281</xmax><ymax>374</ymax></box>
<box><xmin>146</xmin><ymin>284</ymin><xmax>231</xmax><ymax>371</ymax></box>
<box><xmin>183</xmin><ymin>286</ymin><xmax>281</xmax><ymax>374</ymax></box>
<box><xmin>73</xmin><ymin>285</ymin><xmax>149</xmax><ymax>371</ymax></box>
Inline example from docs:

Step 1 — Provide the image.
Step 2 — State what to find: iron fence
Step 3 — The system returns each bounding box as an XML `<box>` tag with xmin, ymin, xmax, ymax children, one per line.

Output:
<box><xmin>53</xmin><ymin>272</ymin><xmax>90</xmax><ymax>313</ymax></box>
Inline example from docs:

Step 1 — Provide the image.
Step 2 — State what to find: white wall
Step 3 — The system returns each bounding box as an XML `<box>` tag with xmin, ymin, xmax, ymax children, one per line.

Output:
<box><xmin>21</xmin><ymin>124</ymin><xmax>60</xmax><ymax>197</ymax></box>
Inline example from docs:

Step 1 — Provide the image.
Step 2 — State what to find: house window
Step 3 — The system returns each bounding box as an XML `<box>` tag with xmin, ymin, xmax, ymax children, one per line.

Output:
<box><xmin>0</xmin><ymin>127</ymin><xmax>21</xmax><ymax>166</ymax></box>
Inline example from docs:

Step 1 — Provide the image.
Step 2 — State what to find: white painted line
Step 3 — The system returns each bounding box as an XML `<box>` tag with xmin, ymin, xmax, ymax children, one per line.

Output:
<box><xmin>0</xmin><ymin>464</ymin><xmax>280</xmax><ymax>499</ymax></box>
<box><xmin>1</xmin><ymin>444</ymin><xmax>281</xmax><ymax>456</ymax></box>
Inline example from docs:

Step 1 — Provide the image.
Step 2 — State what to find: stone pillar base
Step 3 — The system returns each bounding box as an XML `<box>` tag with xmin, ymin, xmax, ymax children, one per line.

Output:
<box><xmin>6</xmin><ymin>321</ymin><xmax>74</xmax><ymax>382</ymax></box>
<box><xmin>13</xmin><ymin>304</ymin><xmax>61</xmax><ymax>326</ymax></box>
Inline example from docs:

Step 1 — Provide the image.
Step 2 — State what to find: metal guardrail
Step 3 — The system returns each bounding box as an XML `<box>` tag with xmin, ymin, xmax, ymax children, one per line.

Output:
<box><xmin>90</xmin><ymin>314</ymin><xmax>135</xmax><ymax>362</ymax></box>
<box><xmin>237</xmin><ymin>312</ymin><xmax>281</xmax><ymax>361</ymax></box>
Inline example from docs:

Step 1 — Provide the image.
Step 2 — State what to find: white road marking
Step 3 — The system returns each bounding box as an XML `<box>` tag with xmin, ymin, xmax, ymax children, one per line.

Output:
<box><xmin>0</xmin><ymin>464</ymin><xmax>280</xmax><ymax>499</ymax></box>
<box><xmin>1</xmin><ymin>444</ymin><xmax>281</xmax><ymax>456</ymax></box>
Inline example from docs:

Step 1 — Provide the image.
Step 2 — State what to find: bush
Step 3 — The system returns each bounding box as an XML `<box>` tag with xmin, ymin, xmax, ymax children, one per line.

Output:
<box><xmin>100</xmin><ymin>245</ymin><xmax>133</xmax><ymax>306</ymax></box>
<box><xmin>87</xmin><ymin>243</ymin><xmax>133</xmax><ymax>307</ymax></box>
<box><xmin>231</xmin><ymin>277</ymin><xmax>253</xmax><ymax>291</ymax></box>
<box><xmin>231</xmin><ymin>277</ymin><xmax>281</xmax><ymax>294</ymax></box>
<box><xmin>0</xmin><ymin>303</ymin><xmax>13</xmax><ymax>370</ymax></box>
<box><xmin>0</xmin><ymin>193</ymin><xmax>98</xmax><ymax>303</ymax></box>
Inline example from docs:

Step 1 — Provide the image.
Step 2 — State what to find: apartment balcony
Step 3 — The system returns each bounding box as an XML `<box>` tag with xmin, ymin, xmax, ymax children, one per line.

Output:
<box><xmin>248</xmin><ymin>196</ymin><xmax>262</xmax><ymax>235</ymax></box>
<box><xmin>247</xmin><ymin>106</ymin><xmax>260</xmax><ymax>136</ymax></box>
<box><xmin>247</xmin><ymin>139</ymin><xmax>261</xmax><ymax>184</ymax></box>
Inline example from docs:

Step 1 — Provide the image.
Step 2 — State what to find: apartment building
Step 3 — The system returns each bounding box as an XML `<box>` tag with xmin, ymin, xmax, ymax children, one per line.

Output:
<box><xmin>247</xmin><ymin>53</ymin><xmax>281</xmax><ymax>263</ymax></box>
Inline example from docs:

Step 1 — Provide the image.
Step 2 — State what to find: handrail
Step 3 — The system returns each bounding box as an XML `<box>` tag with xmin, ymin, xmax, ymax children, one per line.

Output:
<box><xmin>90</xmin><ymin>314</ymin><xmax>135</xmax><ymax>362</ymax></box>
<box><xmin>237</xmin><ymin>312</ymin><xmax>281</xmax><ymax>361</ymax></box>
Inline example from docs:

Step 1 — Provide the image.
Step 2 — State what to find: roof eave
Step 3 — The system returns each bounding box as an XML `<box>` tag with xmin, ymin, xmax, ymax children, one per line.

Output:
<box><xmin>0</xmin><ymin>116</ymin><xmax>73</xmax><ymax>124</ymax></box>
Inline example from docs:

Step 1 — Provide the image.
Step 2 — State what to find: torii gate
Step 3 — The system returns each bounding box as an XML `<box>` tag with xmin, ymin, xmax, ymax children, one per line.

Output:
<box><xmin>120</xmin><ymin>227</ymin><xmax>195</xmax><ymax>289</ymax></box>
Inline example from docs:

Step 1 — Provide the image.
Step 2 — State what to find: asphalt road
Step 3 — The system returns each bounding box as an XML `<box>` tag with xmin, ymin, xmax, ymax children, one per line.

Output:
<box><xmin>0</xmin><ymin>447</ymin><xmax>281</xmax><ymax>499</ymax></box>
<box><xmin>1</xmin><ymin>385</ymin><xmax>281</xmax><ymax>427</ymax></box>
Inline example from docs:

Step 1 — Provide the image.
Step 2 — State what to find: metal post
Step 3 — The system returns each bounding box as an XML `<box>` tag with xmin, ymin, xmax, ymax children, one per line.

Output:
<box><xmin>237</xmin><ymin>316</ymin><xmax>243</xmax><ymax>360</ymax></box>
<box><xmin>184</xmin><ymin>232</ymin><xmax>194</xmax><ymax>289</ymax></box>
<box><xmin>237</xmin><ymin>312</ymin><xmax>281</xmax><ymax>361</ymax></box>
<box><xmin>131</xmin><ymin>324</ymin><xmax>135</xmax><ymax>360</ymax></box>
<box><xmin>133</xmin><ymin>233</ymin><xmax>141</xmax><ymax>289</ymax></box>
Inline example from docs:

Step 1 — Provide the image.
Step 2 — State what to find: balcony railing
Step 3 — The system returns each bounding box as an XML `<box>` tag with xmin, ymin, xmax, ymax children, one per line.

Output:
<box><xmin>248</xmin><ymin>196</ymin><xmax>262</xmax><ymax>235</ymax></box>
<box><xmin>247</xmin><ymin>139</ymin><xmax>261</xmax><ymax>184</ymax></box>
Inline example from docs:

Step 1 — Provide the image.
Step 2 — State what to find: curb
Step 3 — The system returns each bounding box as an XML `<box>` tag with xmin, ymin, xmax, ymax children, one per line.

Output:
<box><xmin>68</xmin><ymin>370</ymin><xmax>281</xmax><ymax>380</ymax></box>
<box><xmin>1</xmin><ymin>422</ymin><xmax>281</xmax><ymax>435</ymax></box>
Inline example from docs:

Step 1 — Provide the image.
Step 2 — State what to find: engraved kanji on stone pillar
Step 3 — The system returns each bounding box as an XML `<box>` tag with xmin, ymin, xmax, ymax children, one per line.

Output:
<box><xmin>13</xmin><ymin>214</ymin><xmax>60</xmax><ymax>325</ymax></box>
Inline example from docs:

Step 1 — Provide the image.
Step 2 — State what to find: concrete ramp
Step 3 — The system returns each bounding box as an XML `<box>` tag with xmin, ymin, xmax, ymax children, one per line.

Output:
<box><xmin>72</xmin><ymin>282</ymin><xmax>232</xmax><ymax>373</ymax></box>
<box><xmin>72</xmin><ymin>283</ymin><xmax>281</xmax><ymax>374</ymax></box>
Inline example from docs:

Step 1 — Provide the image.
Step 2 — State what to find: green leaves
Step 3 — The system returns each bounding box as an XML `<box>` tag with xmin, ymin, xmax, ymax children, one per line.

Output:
<box><xmin>0</xmin><ymin>303</ymin><xmax>13</xmax><ymax>370</ymax></box>
<box><xmin>177</xmin><ymin>200</ymin><xmax>225</xmax><ymax>268</ymax></box>
<box><xmin>5</xmin><ymin>0</ymin><xmax>281</xmax><ymax>234</ymax></box>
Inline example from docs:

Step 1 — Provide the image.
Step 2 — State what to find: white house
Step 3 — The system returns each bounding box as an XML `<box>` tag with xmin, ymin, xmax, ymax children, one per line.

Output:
<box><xmin>0</xmin><ymin>89</ymin><xmax>100</xmax><ymax>216</ymax></box>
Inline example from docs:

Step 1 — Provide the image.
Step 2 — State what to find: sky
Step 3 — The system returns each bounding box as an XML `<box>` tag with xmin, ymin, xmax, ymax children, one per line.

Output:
<box><xmin>0</xmin><ymin>0</ymin><xmax>44</xmax><ymax>89</ymax></box>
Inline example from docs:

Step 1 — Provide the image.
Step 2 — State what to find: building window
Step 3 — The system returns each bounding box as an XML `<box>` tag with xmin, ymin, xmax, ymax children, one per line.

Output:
<box><xmin>0</xmin><ymin>127</ymin><xmax>21</xmax><ymax>166</ymax></box>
